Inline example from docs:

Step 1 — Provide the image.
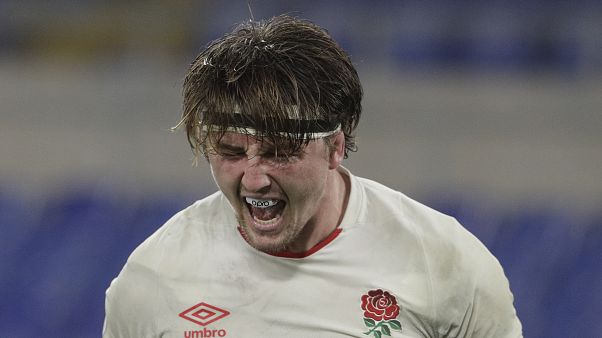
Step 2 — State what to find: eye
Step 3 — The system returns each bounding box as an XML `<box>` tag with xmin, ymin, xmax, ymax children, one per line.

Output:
<box><xmin>273</xmin><ymin>154</ymin><xmax>291</xmax><ymax>163</ymax></box>
<box><xmin>216</xmin><ymin>149</ymin><xmax>246</xmax><ymax>161</ymax></box>
<box><xmin>265</xmin><ymin>151</ymin><xmax>300</xmax><ymax>164</ymax></box>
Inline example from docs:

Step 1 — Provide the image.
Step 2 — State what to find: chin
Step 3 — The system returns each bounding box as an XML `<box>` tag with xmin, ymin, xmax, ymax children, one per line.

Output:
<box><xmin>237</xmin><ymin>217</ymin><xmax>300</xmax><ymax>253</ymax></box>
<box><xmin>242</xmin><ymin>226</ymin><xmax>290</xmax><ymax>252</ymax></box>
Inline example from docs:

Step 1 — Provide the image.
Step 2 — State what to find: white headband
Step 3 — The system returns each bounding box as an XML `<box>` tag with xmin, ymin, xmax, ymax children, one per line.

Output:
<box><xmin>202</xmin><ymin>124</ymin><xmax>341</xmax><ymax>139</ymax></box>
<box><xmin>200</xmin><ymin>104</ymin><xmax>341</xmax><ymax>139</ymax></box>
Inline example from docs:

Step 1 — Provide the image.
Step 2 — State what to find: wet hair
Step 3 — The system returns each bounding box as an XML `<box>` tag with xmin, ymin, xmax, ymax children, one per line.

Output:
<box><xmin>178</xmin><ymin>15</ymin><xmax>362</xmax><ymax>160</ymax></box>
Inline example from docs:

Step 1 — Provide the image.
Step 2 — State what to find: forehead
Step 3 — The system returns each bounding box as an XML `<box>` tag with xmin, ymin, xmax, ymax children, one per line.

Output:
<box><xmin>216</xmin><ymin>132</ymin><xmax>263</xmax><ymax>147</ymax></box>
<box><xmin>214</xmin><ymin>132</ymin><xmax>321</xmax><ymax>152</ymax></box>
<box><xmin>214</xmin><ymin>133</ymin><xmax>288</xmax><ymax>152</ymax></box>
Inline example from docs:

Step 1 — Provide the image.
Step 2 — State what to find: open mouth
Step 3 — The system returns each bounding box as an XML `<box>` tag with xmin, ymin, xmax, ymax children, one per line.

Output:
<box><xmin>244</xmin><ymin>197</ymin><xmax>286</xmax><ymax>230</ymax></box>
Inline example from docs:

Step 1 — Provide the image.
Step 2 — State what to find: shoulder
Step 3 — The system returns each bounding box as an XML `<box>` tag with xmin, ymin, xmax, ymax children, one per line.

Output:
<box><xmin>352</xmin><ymin>175</ymin><xmax>487</xmax><ymax>282</ymax></box>
<box><xmin>133</xmin><ymin>191</ymin><xmax>231</xmax><ymax>255</ymax></box>
<box><xmin>423</xmin><ymin>214</ymin><xmax>522</xmax><ymax>337</ymax></box>
<box><xmin>354</xmin><ymin>175</ymin><xmax>493</xmax><ymax>265</ymax></box>
<box><xmin>355</xmin><ymin>176</ymin><xmax>487</xmax><ymax>283</ymax></box>
<box><xmin>354</xmin><ymin>175</ymin><xmax>458</xmax><ymax>236</ymax></box>
<box><xmin>352</xmin><ymin>175</ymin><xmax>522</xmax><ymax>337</ymax></box>
<box><xmin>103</xmin><ymin>191</ymin><xmax>235</xmax><ymax>337</ymax></box>
<box><xmin>115</xmin><ymin>190</ymin><xmax>232</xmax><ymax>275</ymax></box>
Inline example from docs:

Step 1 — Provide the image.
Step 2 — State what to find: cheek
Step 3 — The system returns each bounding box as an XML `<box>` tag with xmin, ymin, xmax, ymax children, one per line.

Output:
<box><xmin>285</xmin><ymin>164</ymin><xmax>329</xmax><ymax>202</ymax></box>
<box><xmin>209</xmin><ymin>160</ymin><xmax>240</xmax><ymax>191</ymax></box>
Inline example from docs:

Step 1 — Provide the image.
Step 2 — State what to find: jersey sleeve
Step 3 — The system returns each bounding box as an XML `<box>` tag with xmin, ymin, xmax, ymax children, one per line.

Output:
<box><xmin>103</xmin><ymin>276</ymin><xmax>129</xmax><ymax>338</ymax></box>
<box><xmin>103</xmin><ymin>262</ymin><xmax>159</xmax><ymax>338</ymax></box>
<box><xmin>426</xmin><ymin>219</ymin><xmax>523</xmax><ymax>338</ymax></box>
<box><xmin>102</xmin><ymin>228</ymin><xmax>172</xmax><ymax>338</ymax></box>
<box><xmin>102</xmin><ymin>202</ymin><xmax>200</xmax><ymax>338</ymax></box>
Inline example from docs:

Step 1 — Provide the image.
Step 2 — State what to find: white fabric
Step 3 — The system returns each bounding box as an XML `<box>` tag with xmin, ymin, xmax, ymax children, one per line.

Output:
<box><xmin>201</xmin><ymin>124</ymin><xmax>342</xmax><ymax>139</ymax></box>
<box><xmin>104</xmin><ymin>168</ymin><xmax>522</xmax><ymax>338</ymax></box>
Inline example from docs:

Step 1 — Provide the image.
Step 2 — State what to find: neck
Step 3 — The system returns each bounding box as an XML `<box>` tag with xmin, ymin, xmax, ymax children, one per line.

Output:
<box><xmin>288</xmin><ymin>167</ymin><xmax>350</xmax><ymax>253</ymax></box>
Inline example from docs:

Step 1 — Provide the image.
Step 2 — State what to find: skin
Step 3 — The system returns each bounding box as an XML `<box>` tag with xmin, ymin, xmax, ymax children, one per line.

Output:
<box><xmin>208</xmin><ymin>131</ymin><xmax>349</xmax><ymax>254</ymax></box>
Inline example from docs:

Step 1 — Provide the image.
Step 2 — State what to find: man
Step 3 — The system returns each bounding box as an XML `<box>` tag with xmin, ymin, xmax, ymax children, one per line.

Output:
<box><xmin>104</xmin><ymin>15</ymin><xmax>522</xmax><ymax>338</ymax></box>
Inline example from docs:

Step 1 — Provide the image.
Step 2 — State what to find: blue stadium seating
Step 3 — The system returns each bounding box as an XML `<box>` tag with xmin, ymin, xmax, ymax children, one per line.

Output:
<box><xmin>540</xmin><ymin>214</ymin><xmax>602</xmax><ymax>338</ymax></box>
<box><xmin>489</xmin><ymin>209</ymin><xmax>583</xmax><ymax>338</ymax></box>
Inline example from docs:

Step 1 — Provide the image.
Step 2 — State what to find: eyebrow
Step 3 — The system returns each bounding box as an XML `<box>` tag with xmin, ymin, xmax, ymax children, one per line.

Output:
<box><xmin>214</xmin><ymin>138</ymin><xmax>302</xmax><ymax>157</ymax></box>
<box><xmin>215</xmin><ymin>142</ymin><xmax>245</xmax><ymax>152</ymax></box>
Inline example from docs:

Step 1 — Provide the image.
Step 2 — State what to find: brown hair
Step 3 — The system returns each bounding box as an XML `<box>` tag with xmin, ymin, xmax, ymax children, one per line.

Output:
<box><xmin>178</xmin><ymin>15</ymin><xmax>362</xmax><ymax>160</ymax></box>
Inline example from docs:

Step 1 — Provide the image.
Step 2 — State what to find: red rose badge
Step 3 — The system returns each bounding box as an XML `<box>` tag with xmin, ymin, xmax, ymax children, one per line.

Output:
<box><xmin>360</xmin><ymin>289</ymin><xmax>402</xmax><ymax>337</ymax></box>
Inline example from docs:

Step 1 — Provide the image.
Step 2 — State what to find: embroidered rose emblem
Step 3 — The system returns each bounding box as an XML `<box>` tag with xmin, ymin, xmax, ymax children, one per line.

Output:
<box><xmin>361</xmin><ymin>289</ymin><xmax>400</xmax><ymax>321</ymax></box>
<box><xmin>360</xmin><ymin>289</ymin><xmax>402</xmax><ymax>337</ymax></box>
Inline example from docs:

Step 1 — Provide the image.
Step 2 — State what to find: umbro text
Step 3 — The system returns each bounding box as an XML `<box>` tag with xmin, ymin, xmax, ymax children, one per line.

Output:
<box><xmin>184</xmin><ymin>328</ymin><xmax>227</xmax><ymax>337</ymax></box>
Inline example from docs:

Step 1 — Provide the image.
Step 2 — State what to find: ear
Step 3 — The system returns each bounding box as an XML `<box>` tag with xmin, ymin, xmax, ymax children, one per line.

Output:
<box><xmin>328</xmin><ymin>132</ymin><xmax>345</xmax><ymax>170</ymax></box>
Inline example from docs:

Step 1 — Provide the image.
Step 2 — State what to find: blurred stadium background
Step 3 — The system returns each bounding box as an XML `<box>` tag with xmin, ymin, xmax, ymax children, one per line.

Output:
<box><xmin>1</xmin><ymin>1</ymin><xmax>601</xmax><ymax>337</ymax></box>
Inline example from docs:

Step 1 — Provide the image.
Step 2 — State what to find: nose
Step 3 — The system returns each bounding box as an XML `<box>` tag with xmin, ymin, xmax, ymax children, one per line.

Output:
<box><xmin>241</xmin><ymin>157</ymin><xmax>272</xmax><ymax>194</ymax></box>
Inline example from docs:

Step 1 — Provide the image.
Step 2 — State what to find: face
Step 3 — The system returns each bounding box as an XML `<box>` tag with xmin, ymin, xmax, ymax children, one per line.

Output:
<box><xmin>207</xmin><ymin>132</ymin><xmax>342</xmax><ymax>253</ymax></box>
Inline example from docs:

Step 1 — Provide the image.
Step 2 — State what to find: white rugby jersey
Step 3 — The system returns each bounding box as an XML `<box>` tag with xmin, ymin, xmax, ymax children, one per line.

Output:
<box><xmin>103</xmin><ymin>168</ymin><xmax>522</xmax><ymax>338</ymax></box>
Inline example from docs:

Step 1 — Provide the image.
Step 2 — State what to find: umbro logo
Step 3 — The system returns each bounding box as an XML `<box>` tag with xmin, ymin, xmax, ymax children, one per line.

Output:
<box><xmin>179</xmin><ymin>302</ymin><xmax>230</xmax><ymax>327</ymax></box>
<box><xmin>180</xmin><ymin>302</ymin><xmax>230</xmax><ymax>337</ymax></box>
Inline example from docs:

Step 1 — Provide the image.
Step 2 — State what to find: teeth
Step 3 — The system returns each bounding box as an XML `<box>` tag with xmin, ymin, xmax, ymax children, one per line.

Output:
<box><xmin>245</xmin><ymin>197</ymin><xmax>280</xmax><ymax>209</ymax></box>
